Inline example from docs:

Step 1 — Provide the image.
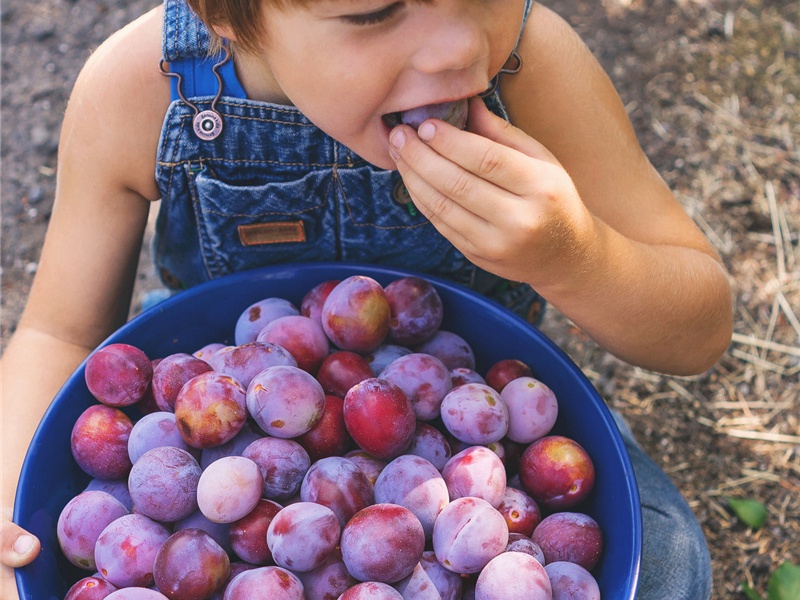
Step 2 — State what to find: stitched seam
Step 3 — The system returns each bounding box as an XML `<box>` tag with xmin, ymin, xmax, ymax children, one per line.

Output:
<box><xmin>338</xmin><ymin>175</ymin><xmax>431</xmax><ymax>231</ymax></box>
<box><xmin>161</xmin><ymin>114</ymin><xmax>189</xmax><ymax>204</ymax></box>
<box><xmin>199</xmin><ymin>204</ymin><xmax>325</xmax><ymax>218</ymax></box>
<box><xmin>187</xmin><ymin>163</ymin><xmax>220</xmax><ymax>279</ymax></box>
<box><xmin>157</xmin><ymin>158</ymin><xmax>340</xmax><ymax>168</ymax></box>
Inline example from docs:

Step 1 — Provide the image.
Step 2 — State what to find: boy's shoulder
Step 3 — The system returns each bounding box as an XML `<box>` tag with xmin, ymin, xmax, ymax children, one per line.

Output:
<box><xmin>63</xmin><ymin>5</ymin><xmax>169</xmax><ymax>201</ymax></box>
<box><xmin>77</xmin><ymin>5</ymin><xmax>168</xmax><ymax>108</ymax></box>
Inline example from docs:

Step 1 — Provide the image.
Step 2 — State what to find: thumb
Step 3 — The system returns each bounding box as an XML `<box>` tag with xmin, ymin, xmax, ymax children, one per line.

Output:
<box><xmin>466</xmin><ymin>96</ymin><xmax>561</xmax><ymax>165</ymax></box>
<box><xmin>0</xmin><ymin>518</ymin><xmax>40</xmax><ymax>568</ymax></box>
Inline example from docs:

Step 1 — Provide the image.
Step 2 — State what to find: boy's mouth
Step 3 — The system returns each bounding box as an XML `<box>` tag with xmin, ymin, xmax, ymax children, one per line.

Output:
<box><xmin>382</xmin><ymin>99</ymin><xmax>469</xmax><ymax>131</ymax></box>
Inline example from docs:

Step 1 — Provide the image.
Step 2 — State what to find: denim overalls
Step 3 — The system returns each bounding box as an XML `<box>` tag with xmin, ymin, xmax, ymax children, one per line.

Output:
<box><xmin>154</xmin><ymin>0</ymin><xmax>540</xmax><ymax>322</ymax></box>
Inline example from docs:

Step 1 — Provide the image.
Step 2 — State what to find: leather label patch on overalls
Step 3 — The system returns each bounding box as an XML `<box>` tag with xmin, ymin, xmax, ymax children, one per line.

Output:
<box><xmin>238</xmin><ymin>222</ymin><xmax>306</xmax><ymax>245</ymax></box>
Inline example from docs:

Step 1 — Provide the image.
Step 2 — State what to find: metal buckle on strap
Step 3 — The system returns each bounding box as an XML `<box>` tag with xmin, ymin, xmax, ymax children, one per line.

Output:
<box><xmin>159</xmin><ymin>46</ymin><xmax>231</xmax><ymax>141</ymax></box>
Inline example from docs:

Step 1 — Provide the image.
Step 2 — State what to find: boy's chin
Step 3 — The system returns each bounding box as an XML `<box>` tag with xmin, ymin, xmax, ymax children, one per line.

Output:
<box><xmin>357</xmin><ymin>144</ymin><xmax>400</xmax><ymax>171</ymax></box>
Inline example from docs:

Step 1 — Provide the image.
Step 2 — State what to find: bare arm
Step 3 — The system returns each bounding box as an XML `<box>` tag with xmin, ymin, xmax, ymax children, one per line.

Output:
<box><xmin>390</xmin><ymin>3</ymin><xmax>732</xmax><ymax>375</ymax></box>
<box><xmin>1</xmin><ymin>7</ymin><xmax>168</xmax><ymax>595</ymax></box>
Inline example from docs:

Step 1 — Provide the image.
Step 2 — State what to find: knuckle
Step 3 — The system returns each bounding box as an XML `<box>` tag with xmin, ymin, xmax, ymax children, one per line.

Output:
<box><xmin>478</xmin><ymin>147</ymin><xmax>504</xmax><ymax>178</ymax></box>
<box><xmin>425</xmin><ymin>192</ymin><xmax>450</xmax><ymax>223</ymax></box>
<box><xmin>446</xmin><ymin>170</ymin><xmax>474</xmax><ymax>199</ymax></box>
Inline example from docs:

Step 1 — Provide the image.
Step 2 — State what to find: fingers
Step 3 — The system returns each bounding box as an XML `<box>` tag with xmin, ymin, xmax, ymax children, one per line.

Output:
<box><xmin>389</xmin><ymin>124</ymin><xmax>506</xmax><ymax>249</ymax></box>
<box><xmin>0</xmin><ymin>518</ymin><xmax>40</xmax><ymax>568</ymax></box>
<box><xmin>389</xmin><ymin>98</ymin><xmax>558</xmax><ymax>212</ymax></box>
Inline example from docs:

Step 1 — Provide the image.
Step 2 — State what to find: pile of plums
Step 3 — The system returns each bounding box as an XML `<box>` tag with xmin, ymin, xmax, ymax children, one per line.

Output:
<box><xmin>60</xmin><ymin>274</ymin><xmax>603</xmax><ymax>600</ymax></box>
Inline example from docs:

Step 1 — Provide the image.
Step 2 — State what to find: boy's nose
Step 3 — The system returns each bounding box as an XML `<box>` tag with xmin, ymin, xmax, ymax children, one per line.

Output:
<box><xmin>410</xmin><ymin>15</ymin><xmax>487</xmax><ymax>76</ymax></box>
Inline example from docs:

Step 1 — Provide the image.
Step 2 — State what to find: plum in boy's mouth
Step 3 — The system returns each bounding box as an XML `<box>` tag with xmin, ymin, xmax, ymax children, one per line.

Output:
<box><xmin>383</xmin><ymin>99</ymin><xmax>469</xmax><ymax>131</ymax></box>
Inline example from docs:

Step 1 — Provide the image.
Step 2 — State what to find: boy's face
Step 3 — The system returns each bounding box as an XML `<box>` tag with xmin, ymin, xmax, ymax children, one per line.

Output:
<box><xmin>247</xmin><ymin>0</ymin><xmax>525</xmax><ymax>169</ymax></box>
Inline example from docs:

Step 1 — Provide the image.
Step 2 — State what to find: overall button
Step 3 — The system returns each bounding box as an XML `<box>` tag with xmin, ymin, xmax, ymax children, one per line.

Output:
<box><xmin>392</xmin><ymin>180</ymin><xmax>418</xmax><ymax>216</ymax></box>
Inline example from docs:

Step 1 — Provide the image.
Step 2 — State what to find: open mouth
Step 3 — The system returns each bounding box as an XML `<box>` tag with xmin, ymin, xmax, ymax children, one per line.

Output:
<box><xmin>382</xmin><ymin>99</ymin><xmax>469</xmax><ymax>131</ymax></box>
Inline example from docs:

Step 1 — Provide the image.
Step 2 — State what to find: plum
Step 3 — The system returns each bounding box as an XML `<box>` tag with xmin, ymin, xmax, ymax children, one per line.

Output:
<box><xmin>405</xmin><ymin>422</ymin><xmax>452</xmax><ymax>471</ymax></box>
<box><xmin>85</xmin><ymin>343</ymin><xmax>152</xmax><ymax>407</ymax></box>
<box><xmin>300</xmin><ymin>456</ymin><xmax>374</xmax><ymax>527</ymax></box>
<box><xmin>223</xmin><ymin>566</ymin><xmax>305</xmax><ymax>599</ymax></box>
<box><xmin>150</xmin><ymin>353</ymin><xmax>212</xmax><ymax>412</ymax></box>
<box><xmin>484</xmin><ymin>359</ymin><xmax>533</xmax><ymax>393</ymax></box>
<box><xmin>432</xmin><ymin>497</ymin><xmax>508</xmax><ymax>574</ymax></box>
<box><xmin>295</xmin><ymin>394</ymin><xmax>355</xmax><ymax>462</ymax></box>
<box><xmin>321</xmin><ymin>275</ymin><xmax>390</xmax><ymax>353</ymax></box>
<box><xmin>297</xmin><ymin>547</ymin><xmax>357</xmax><ymax>600</ymax></box>
<box><xmin>394</xmin><ymin>550</ymin><xmax>463</xmax><ymax>600</ymax></box>
<box><xmin>229</xmin><ymin>498</ymin><xmax>283</xmax><ymax>565</ymax></box>
<box><xmin>196</xmin><ymin>456</ymin><xmax>262</xmax><ymax>523</ymax></box>
<box><xmin>266</xmin><ymin>502</ymin><xmax>341</xmax><ymax>572</ymax></box>
<box><xmin>545</xmin><ymin>561</ymin><xmax>601</xmax><ymax>600</ymax></box>
<box><xmin>442</xmin><ymin>445</ymin><xmax>507</xmax><ymax>508</ymax></box>
<box><xmin>384</xmin><ymin>276</ymin><xmax>443</xmax><ymax>345</ymax></box>
<box><xmin>300</xmin><ymin>279</ymin><xmax>341</xmax><ymax>325</ymax></box>
<box><xmin>57</xmin><ymin>491</ymin><xmax>129</xmax><ymax>570</ymax></box>
<box><xmin>153</xmin><ymin>529</ymin><xmax>230</xmax><ymax>600</ymax></box>
<box><xmin>531</xmin><ymin>512</ymin><xmax>604</xmax><ymax>571</ymax></box>
<box><xmin>242</xmin><ymin>436</ymin><xmax>311</xmax><ymax>500</ymax></box>
<box><xmin>500</xmin><ymin>377</ymin><xmax>558</xmax><ymax>444</ymax></box>
<box><xmin>373</xmin><ymin>454</ymin><xmax>449</xmax><ymax>540</ymax></box>
<box><xmin>127</xmin><ymin>446</ymin><xmax>202</xmax><ymax>522</ymax></box>
<box><xmin>128</xmin><ymin>411</ymin><xmax>196</xmax><ymax>464</ymax></box>
<box><xmin>173</xmin><ymin>371</ymin><xmax>248</xmax><ymax>449</ymax></box>
<box><xmin>213</xmin><ymin>341</ymin><xmax>297</xmax><ymax>388</ymax></box>
<box><xmin>519</xmin><ymin>435</ymin><xmax>595</xmax><ymax>510</ymax></box>
<box><xmin>497</xmin><ymin>486</ymin><xmax>541</xmax><ymax>537</ymax></box>
<box><xmin>94</xmin><ymin>513</ymin><xmax>171</xmax><ymax>588</ymax></box>
<box><xmin>256</xmin><ymin>314</ymin><xmax>330</xmax><ymax>374</ymax></box>
<box><xmin>440</xmin><ymin>383</ymin><xmax>509</xmax><ymax>445</ymax></box>
<box><xmin>505</xmin><ymin>532</ymin><xmax>546</xmax><ymax>565</ymax></box>
<box><xmin>234</xmin><ymin>297</ymin><xmax>299</xmax><ymax>345</ymax></box>
<box><xmin>340</xmin><ymin>503</ymin><xmax>425</xmax><ymax>583</ymax></box>
<box><xmin>316</xmin><ymin>351</ymin><xmax>374</xmax><ymax>398</ymax></box>
<box><xmin>415</xmin><ymin>330</ymin><xmax>475</xmax><ymax>370</ymax></box>
<box><xmin>475</xmin><ymin>551</ymin><xmax>552</xmax><ymax>600</ymax></box>
<box><xmin>64</xmin><ymin>576</ymin><xmax>118</xmax><ymax>599</ymax></box>
<box><xmin>390</xmin><ymin>99</ymin><xmax>469</xmax><ymax>131</ymax></box>
<box><xmin>343</xmin><ymin>378</ymin><xmax>416</xmax><ymax>460</ymax></box>
<box><xmin>246</xmin><ymin>365</ymin><xmax>325</xmax><ymax>438</ymax></box>
<box><xmin>71</xmin><ymin>405</ymin><xmax>133</xmax><ymax>480</ymax></box>
<box><xmin>379</xmin><ymin>353</ymin><xmax>452</xmax><ymax>421</ymax></box>
<box><xmin>340</xmin><ymin>582</ymin><xmax>404</xmax><ymax>600</ymax></box>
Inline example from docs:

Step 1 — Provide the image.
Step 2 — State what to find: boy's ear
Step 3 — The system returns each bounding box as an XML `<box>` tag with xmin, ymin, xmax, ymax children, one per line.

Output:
<box><xmin>210</xmin><ymin>23</ymin><xmax>237</xmax><ymax>41</ymax></box>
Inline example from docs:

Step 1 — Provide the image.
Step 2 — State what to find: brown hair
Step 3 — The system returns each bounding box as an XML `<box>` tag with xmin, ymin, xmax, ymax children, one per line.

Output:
<box><xmin>186</xmin><ymin>0</ymin><xmax>300</xmax><ymax>54</ymax></box>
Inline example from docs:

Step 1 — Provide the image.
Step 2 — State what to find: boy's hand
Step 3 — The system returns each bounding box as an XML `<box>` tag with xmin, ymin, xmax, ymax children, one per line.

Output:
<box><xmin>389</xmin><ymin>97</ymin><xmax>598</xmax><ymax>291</ymax></box>
<box><xmin>1</xmin><ymin>510</ymin><xmax>40</xmax><ymax>600</ymax></box>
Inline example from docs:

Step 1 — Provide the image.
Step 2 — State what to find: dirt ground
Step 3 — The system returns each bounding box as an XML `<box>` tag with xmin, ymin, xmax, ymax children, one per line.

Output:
<box><xmin>2</xmin><ymin>0</ymin><xmax>798</xmax><ymax>598</ymax></box>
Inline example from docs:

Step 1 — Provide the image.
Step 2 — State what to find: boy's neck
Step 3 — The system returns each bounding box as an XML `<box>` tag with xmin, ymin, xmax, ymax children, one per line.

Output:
<box><xmin>233</xmin><ymin>50</ymin><xmax>293</xmax><ymax>106</ymax></box>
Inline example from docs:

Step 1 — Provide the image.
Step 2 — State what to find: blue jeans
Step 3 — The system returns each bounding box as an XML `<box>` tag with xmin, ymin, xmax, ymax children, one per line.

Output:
<box><xmin>612</xmin><ymin>411</ymin><xmax>713</xmax><ymax>599</ymax></box>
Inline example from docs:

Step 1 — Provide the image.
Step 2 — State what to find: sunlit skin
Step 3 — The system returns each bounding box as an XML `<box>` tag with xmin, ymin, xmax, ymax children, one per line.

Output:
<box><xmin>1</xmin><ymin>0</ymin><xmax>733</xmax><ymax>595</ymax></box>
<box><xmin>228</xmin><ymin>0</ymin><xmax>524</xmax><ymax>168</ymax></box>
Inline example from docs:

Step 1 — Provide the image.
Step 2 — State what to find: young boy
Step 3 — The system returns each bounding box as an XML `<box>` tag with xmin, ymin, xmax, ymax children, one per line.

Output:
<box><xmin>1</xmin><ymin>0</ymin><xmax>731</xmax><ymax>597</ymax></box>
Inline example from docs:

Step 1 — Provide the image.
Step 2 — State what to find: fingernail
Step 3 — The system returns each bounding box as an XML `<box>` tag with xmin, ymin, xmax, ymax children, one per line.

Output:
<box><xmin>390</xmin><ymin>129</ymin><xmax>406</xmax><ymax>150</ymax></box>
<box><xmin>14</xmin><ymin>534</ymin><xmax>35</xmax><ymax>556</ymax></box>
<box><xmin>418</xmin><ymin>121</ymin><xmax>435</xmax><ymax>141</ymax></box>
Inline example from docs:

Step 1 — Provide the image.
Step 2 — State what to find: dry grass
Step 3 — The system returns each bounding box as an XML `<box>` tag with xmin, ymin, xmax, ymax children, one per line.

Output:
<box><xmin>541</xmin><ymin>0</ymin><xmax>800</xmax><ymax>596</ymax></box>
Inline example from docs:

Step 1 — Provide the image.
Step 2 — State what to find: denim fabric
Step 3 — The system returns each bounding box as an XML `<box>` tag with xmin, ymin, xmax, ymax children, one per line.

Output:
<box><xmin>612</xmin><ymin>410</ymin><xmax>713</xmax><ymax>600</ymax></box>
<box><xmin>154</xmin><ymin>0</ymin><xmax>545</xmax><ymax>324</ymax></box>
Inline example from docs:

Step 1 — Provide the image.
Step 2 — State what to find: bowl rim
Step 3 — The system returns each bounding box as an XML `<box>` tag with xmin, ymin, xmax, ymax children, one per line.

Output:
<box><xmin>15</xmin><ymin>261</ymin><xmax>642</xmax><ymax>598</ymax></box>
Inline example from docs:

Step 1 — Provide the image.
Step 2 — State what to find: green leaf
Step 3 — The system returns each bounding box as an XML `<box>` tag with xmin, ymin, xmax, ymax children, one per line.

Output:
<box><xmin>743</xmin><ymin>581</ymin><xmax>763</xmax><ymax>600</ymax></box>
<box><xmin>726</xmin><ymin>496</ymin><xmax>768</xmax><ymax>529</ymax></box>
<box><xmin>768</xmin><ymin>562</ymin><xmax>800</xmax><ymax>600</ymax></box>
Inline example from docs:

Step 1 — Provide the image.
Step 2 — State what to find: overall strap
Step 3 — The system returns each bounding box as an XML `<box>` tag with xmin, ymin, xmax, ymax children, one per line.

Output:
<box><xmin>161</xmin><ymin>0</ymin><xmax>246</xmax><ymax>101</ymax></box>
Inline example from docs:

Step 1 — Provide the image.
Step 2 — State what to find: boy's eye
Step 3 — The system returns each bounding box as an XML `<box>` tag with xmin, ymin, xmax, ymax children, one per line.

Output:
<box><xmin>341</xmin><ymin>1</ymin><xmax>404</xmax><ymax>25</ymax></box>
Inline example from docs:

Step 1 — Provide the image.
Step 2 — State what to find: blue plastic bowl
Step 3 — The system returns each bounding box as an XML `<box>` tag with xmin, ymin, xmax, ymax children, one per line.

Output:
<box><xmin>16</xmin><ymin>262</ymin><xmax>640</xmax><ymax>599</ymax></box>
